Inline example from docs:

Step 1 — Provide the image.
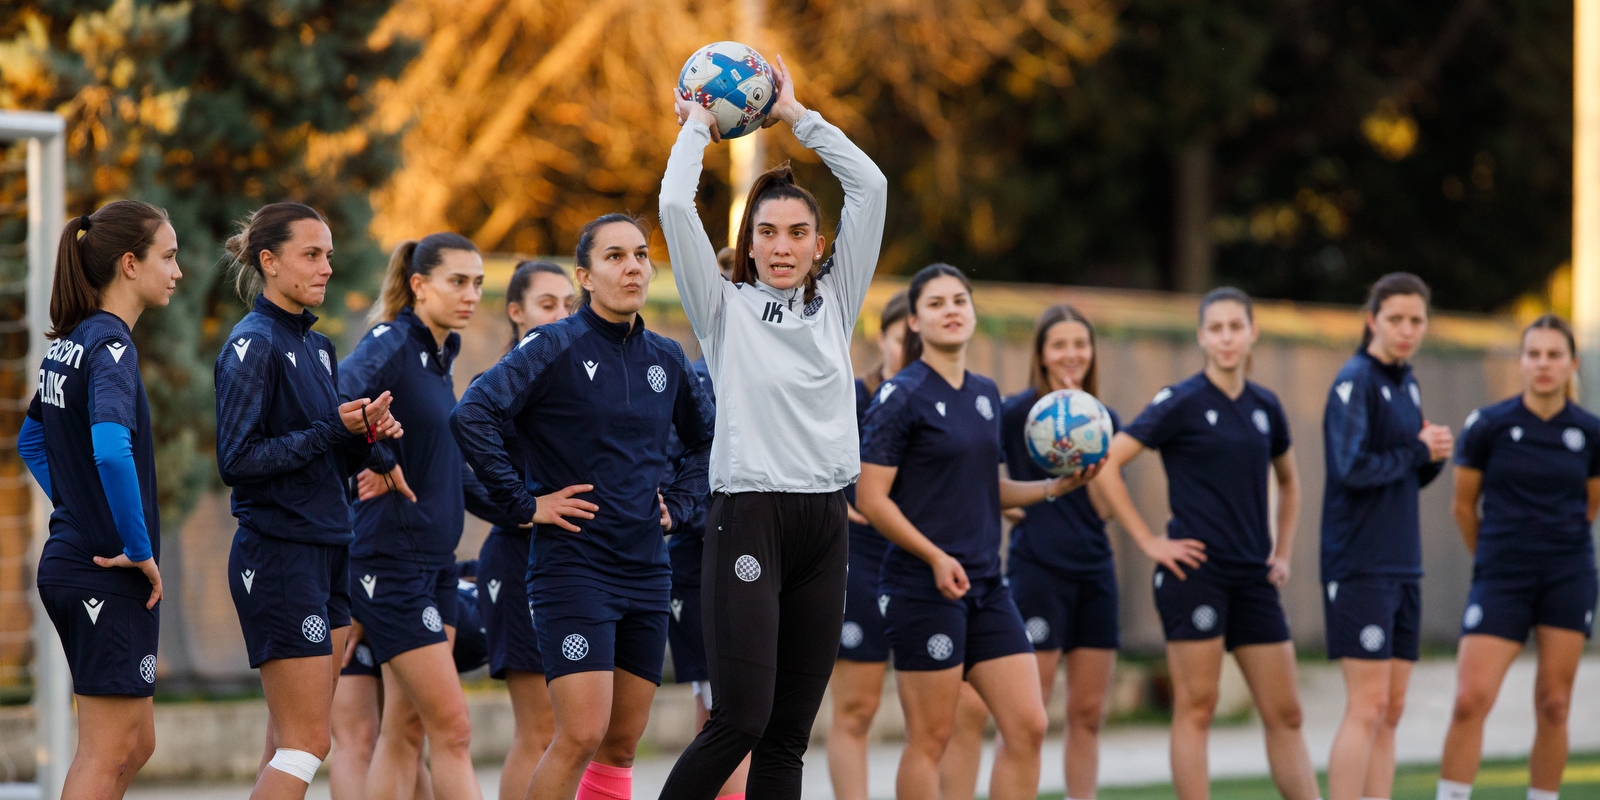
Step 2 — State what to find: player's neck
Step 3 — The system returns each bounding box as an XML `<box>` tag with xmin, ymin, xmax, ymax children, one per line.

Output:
<box><xmin>98</xmin><ymin>285</ymin><xmax>145</xmax><ymax>331</ymax></box>
<box><xmin>920</xmin><ymin>346</ymin><xmax>966</xmax><ymax>390</ymax></box>
<box><xmin>1204</xmin><ymin>362</ymin><xmax>1246</xmax><ymax>400</ymax></box>
<box><xmin>1521</xmin><ymin>389</ymin><xmax>1566</xmax><ymax>421</ymax></box>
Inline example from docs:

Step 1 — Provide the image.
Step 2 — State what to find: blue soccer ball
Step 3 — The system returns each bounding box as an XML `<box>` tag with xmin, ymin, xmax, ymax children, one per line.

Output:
<box><xmin>678</xmin><ymin>41</ymin><xmax>777</xmax><ymax>140</ymax></box>
<box><xmin>1024</xmin><ymin>389</ymin><xmax>1114</xmax><ymax>477</ymax></box>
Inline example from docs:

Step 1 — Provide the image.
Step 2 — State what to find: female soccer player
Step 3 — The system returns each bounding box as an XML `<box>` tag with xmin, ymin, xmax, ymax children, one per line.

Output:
<box><xmin>215</xmin><ymin>202</ymin><xmax>401</xmax><ymax>800</ymax></box>
<box><xmin>1433</xmin><ymin>315</ymin><xmax>1597</xmax><ymax>800</ymax></box>
<box><xmin>19</xmin><ymin>201</ymin><xmax>178</xmax><ymax>797</ymax></box>
<box><xmin>1096</xmin><ymin>287</ymin><xmax>1318</xmax><ymax>800</ymax></box>
<box><xmin>1002</xmin><ymin>304</ymin><xmax>1121</xmax><ymax>800</ymax></box>
<box><xmin>477</xmin><ymin>259</ymin><xmax>574</xmax><ymax>800</ymax></box>
<box><xmin>658</xmin><ymin>54</ymin><xmax>888</xmax><ymax>799</ymax></box>
<box><xmin>1321</xmin><ymin>273</ymin><xmax>1452</xmax><ymax>800</ymax></box>
<box><xmin>857</xmin><ymin>264</ymin><xmax>1095</xmax><ymax>800</ymax></box>
<box><xmin>453</xmin><ymin>213</ymin><xmax>714</xmax><ymax>800</ymax></box>
<box><xmin>338</xmin><ymin>231</ymin><xmax>507</xmax><ymax>799</ymax></box>
<box><xmin>827</xmin><ymin>290</ymin><xmax>907</xmax><ymax>800</ymax></box>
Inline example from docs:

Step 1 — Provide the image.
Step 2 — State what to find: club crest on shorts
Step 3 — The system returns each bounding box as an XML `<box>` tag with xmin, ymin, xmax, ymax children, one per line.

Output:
<box><xmin>562</xmin><ymin>634</ymin><xmax>589</xmax><ymax>661</ymax></box>
<box><xmin>1192</xmin><ymin>604</ymin><xmax>1217</xmax><ymax>632</ymax></box>
<box><xmin>1359</xmin><ymin>624</ymin><xmax>1385</xmax><ymax>652</ymax></box>
<box><xmin>647</xmin><ymin>365</ymin><xmax>667</xmax><ymax>393</ymax></box>
<box><xmin>878</xmin><ymin>594</ymin><xmax>889</xmax><ymax>617</ymax></box>
<box><xmin>1564</xmin><ymin>427</ymin><xmax>1586</xmax><ymax>452</ymax></box>
<box><xmin>1025</xmin><ymin>617</ymin><xmax>1050</xmax><ymax>645</ymax></box>
<box><xmin>1253</xmin><ymin>409</ymin><xmax>1270</xmax><ymax>434</ymax></box>
<box><xmin>487</xmin><ymin>579</ymin><xmax>501</xmax><ymax>603</ymax></box>
<box><xmin>927</xmin><ymin>633</ymin><xmax>954</xmax><ymax>661</ymax></box>
<box><xmin>302</xmin><ymin>615</ymin><xmax>327</xmax><ymax>643</ymax></box>
<box><xmin>1463</xmin><ymin>604</ymin><xmax>1483</xmax><ymax>629</ymax></box>
<box><xmin>734</xmin><ymin>555</ymin><xmax>761</xmax><ymax>582</ymax></box>
<box><xmin>422</xmin><ymin>606</ymin><xmax>443</xmax><ymax>633</ymax></box>
<box><xmin>841</xmin><ymin>621</ymin><xmax>864</xmax><ymax>649</ymax></box>
<box><xmin>975</xmin><ymin>395</ymin><xmax>994</xmax><ymax>420</ymax></box>
<box><xmin>139</xmin><ymin>654</ymin><xmax>156</xmax><ymax>684</ymax></box>
<box><xmin>355</xmin><ymin>643</ymin><xmax>375</xmax><ymax>668</ymax></box>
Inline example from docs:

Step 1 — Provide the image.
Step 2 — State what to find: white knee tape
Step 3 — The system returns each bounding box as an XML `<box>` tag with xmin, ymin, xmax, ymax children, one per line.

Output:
<box><xmin>692</xmin><ymin>680</ymin><xmax>713</xmax><ymax>710</ymax></box>
<box><xmin>268</xmin><ymin>748</ymin><xmax>322</xmax><ymax>784</ymax></box>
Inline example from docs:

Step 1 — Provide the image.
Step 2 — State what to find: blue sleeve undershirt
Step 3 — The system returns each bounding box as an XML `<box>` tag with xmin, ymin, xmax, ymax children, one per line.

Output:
<box><xmin>18</xmin><ymin>415</ymin><xmax>50</xmax><ymax>498</ymax></box>
<box><xmin>90</xmin><ymin>421</ymin><xmax>151</xmax><ymax>562</ymax></box>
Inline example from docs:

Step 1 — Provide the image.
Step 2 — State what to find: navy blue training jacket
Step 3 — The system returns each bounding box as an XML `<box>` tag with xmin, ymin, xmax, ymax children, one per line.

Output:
<box><xmin>1320</xmin><ymin>351</ymin><xmax>1443</xmax><ymax>581</ymax></box>
<box><xmin>451</xmin><ymin>305</ymin><xmax>715</xmax><ymax>600</ymax></box>
<box><xmin>666</xmin><ymin>359</ymin><xmax>714</xmax><ymax>587</ymax></box>
<box><xmin>215</xmin><ymin>295</ymin><xmax>372</xmax><ymax>545</ymax></box>
<box><xmin>339</xmin><ymin>306</ymin><xmax>520</xmax><ymax>567</ymax></box>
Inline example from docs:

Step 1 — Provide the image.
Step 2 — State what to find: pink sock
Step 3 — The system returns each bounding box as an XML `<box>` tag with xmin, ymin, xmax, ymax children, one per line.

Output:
<box><xmin>576</xmin><ymin>761</ymin><xmax>632</xmax><ymax>800</ymax></box>
<box><xmin>716</xmin><ymin>794</ymin><xmax>746</xmax><ymax>800</ymax></box>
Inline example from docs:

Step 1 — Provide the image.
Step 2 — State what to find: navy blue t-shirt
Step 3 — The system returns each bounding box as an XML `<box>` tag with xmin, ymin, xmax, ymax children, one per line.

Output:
<box><xmin>1320</xmin><ymin>352</ymin><xmax>1441</xmax><ymax>581</ymax></box>
<box><xmin>1002</xmin><ymin>387</ymin><xmax>1121</xmax><ymax>578</ymax></box>
<box><xmin>1455</xmin><ymin>396</ymin><xmax>1600</xmax><ymax>575</ymax></box>
<box><xmin>452</xmin><ymin>306</ymin><xmax>715</xmax><ymax>601</ymax></box>
<box><xmin>860</xmin><ymin>360</ymin><xmax>1005</xmax><ymax>593</ymax></box>
<box><xmin>847</xmin><ymin>377</ymin><xmax>891</xmax><ymax>570</ymax></box>
<box><xmin>1122</xmin><ymin>373</ymin><xmax>1291</xmax><ymax>566</ymax></box>
<box><xmin>31</xmin><ymin>312</ymin><xmax>160</xmax><ymax>599</ymax></box>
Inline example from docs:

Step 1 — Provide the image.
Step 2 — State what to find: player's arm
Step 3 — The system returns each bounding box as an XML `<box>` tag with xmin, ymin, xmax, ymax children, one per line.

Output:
<box><xmin>18</xmin><ymin>397</ymin><xmax>50</xmax><ymax>498</ymax></box>
<box><xmin>1267</xmin><ymin>448</ymin><xmax>1301</xmax><ymax>587</ymax></box>
<box><xmin>998</xmin><ymin>464</ymin><xmax>1102</xmax><ymax>509</ymax></box>
<box><xmin>1452</xmin><ymin>466</ymin><xmax>1483</xmax><ymax>553</ymax></box>
<box><xmin>662</xmin><ymin>97</ymin><xmax>727</xmax><ymax>342</ymax></box>
<box><xmin>1095</xmin><ymin>432</ymin><xmax>1207</xmax><ymax>578</ymax></box>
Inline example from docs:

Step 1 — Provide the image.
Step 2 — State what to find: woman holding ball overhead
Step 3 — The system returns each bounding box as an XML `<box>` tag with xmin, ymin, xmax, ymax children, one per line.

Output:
<box><xmin>658</xmin><ymin>51</ymin><xmax>888</xmax><ymax>799</ymax></box>
<box><xmin>1321</xmin><ymin>273</ymin><xmax>1451</xmax><ymax>800</ymax></box>
<box><xmin>1434</xmin><ymin>315</ymin><xmax>1599</xmax><ymax>800</ymax></box>
<box><xmin>1096</xmin><ymin>287</ymin><xmax>1319</xmax><ymax>800</ymax></box>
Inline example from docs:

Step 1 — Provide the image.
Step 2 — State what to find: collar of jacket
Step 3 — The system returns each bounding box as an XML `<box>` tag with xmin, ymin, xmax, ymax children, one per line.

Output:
<box><xmin>1357</xmin><ymin>349</ymin><xmax>1411</xmax><ymax>383</ymax></box>
<box><xmin>578</xmin><ymin>303</ymin><xmax>645</xmax><ymax>343</ymax></box>
<box><xmin>253</xmin><ymin>294</ymin><xmax>318</xmax><ymax>339</ymax></box>
<box><xmin>747</xmin><ymin>279</ymin><xmax>803</xmax><ymax>308</ymax></box>
<box><xmin>395</xmin><ymin>306</ymin><xmax>460</xmax><ymax>370</ymax></box>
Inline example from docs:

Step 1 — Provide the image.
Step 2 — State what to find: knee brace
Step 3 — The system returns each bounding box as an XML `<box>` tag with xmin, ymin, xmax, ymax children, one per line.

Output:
<box><xmin>267</xmin><ymin>748</ymin><xmax>323</xmax><ymax>784</ymax></box>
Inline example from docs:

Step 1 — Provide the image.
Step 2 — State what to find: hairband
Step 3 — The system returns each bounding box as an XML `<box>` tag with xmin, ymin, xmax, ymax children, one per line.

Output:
<box><xmin>77</xmin><ymin>214</ymin><xmax>91</xmax><ymax>232</ymax></box>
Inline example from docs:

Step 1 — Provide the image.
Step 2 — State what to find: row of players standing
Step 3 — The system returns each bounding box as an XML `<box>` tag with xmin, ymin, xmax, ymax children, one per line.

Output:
<box><xmin>824</xmin><ymin>272</ymin><xmax>1599</xmax><ymax>800</ymax></box>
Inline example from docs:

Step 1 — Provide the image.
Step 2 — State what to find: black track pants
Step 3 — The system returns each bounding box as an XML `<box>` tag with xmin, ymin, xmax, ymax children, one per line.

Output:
<box><xmin>659</xmin><ymin>490</ymin><xmax>849</xmax><ymax>800</ymax></box>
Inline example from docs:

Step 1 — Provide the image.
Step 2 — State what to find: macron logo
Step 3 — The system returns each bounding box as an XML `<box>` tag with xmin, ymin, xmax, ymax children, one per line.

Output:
<box><xmin>878</xmin><ymin>383</ymin><xmax>896</xmax><ymax>403</ymax></box>
<box><xmin>420</xmin><ymin>352</ymin><xmax>429</xmax><ymax>368</ymax></box>
<box><xmin>1335</xmin><ymin>381</ymin><xmax>1353</xmax><ymax>405</ymax></box>
<box><xmin>487</xmin><ymin>579</ymin><xmax>501</xmax><ymax>603</ymax></box>
<box><xmin>241</xmin><ymin>570</ymin><xmax>255</xmax><ymax>593</ymax></box>
<box><xmin>583</xmin><ymin>360</ymin><xmax>598</xmax><ymax>380</ymax></box>
<box><xmin>232</xmin><ymin>338</ymin><xmax>251</xmax><ymax>362</ymax></box>
<box><xmin>935</xmin><ymin>401</ymin><xmax>946</xmax><ymax>417</ymax></box>
<box><xmin>361</xmin><ymin>574</ymin><xmax>377</xmax><ymax>598</ymax></box>
<box><xmin>285</xmin><ymin>352</ymin><xmax>297</xmax><ymax>367</ymax></box>
<box><xmin>105</xmin><ymin>342</ymin><xmax>127</xmax><ymax>363</ymax></box>
<box><xmin>518</xmin><ymin>332</ymin><xmax>540</xmax><ymax>349</ymax></box>
<box><xmin>1152</xmin><ymin>387</ymin><xmax>1173</xmax><ymax>405</ymax></box>
<box><xmin>372</xmin><ymin>324</ymin><xmax>391</xmax><ymax>338</ymax></box>
<box><xmin>83</xmin><ymin>598</ymin><xmax>103</xmax><ymax>624</ymax></box>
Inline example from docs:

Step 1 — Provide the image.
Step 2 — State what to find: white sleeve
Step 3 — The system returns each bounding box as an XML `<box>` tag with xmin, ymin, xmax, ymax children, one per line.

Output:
<box><xmin>792</xmin><ymin>111</ymin><xmax>889</xmax><ymax>334</ymax></box>
<box><xmin>659</xmin><ymin>120</ymin><xmax>725</xmax><ymax>345</ymax></box>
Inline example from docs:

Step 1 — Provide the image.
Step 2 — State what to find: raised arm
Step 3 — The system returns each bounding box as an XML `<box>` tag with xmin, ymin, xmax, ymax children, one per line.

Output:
<box><xmin>659</xmin><ymin>108</ymin><xmax>725</xmax><ymax>343</ymax></box>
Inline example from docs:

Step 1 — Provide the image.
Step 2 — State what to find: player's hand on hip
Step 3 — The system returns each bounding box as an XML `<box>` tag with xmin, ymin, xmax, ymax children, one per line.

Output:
<box><xmin>534</xmin><ymin>484</ymin><xmax>598</xmax><ymax>532</ymax></box>
<box><xmin>1141</xmin><ymin>536</ymin><xmax>1206</xmax><ymax>580</ymax></box>
<box><xmin>94</xmin><ymin>554</ymin><xmax>163</xmax><ymax>609</ymax></box>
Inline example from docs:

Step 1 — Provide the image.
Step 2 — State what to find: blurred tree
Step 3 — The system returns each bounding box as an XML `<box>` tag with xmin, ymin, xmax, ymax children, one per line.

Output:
<box><xmin>2</xmin><ymin>0</ymin><xmax>411</xmax><ymax>685</ymax></box>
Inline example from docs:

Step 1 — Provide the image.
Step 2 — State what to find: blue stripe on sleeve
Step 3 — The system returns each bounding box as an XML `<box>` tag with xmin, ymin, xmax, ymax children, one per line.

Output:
<box><xmin>18</xmin><ymin>414</ymin><xmax>50</xmax><ymax>498</ymax></box>
<box><xmin>91</xmin><ymin>421</ymin><xmax>151</xmax><ymax>562</ymax></box>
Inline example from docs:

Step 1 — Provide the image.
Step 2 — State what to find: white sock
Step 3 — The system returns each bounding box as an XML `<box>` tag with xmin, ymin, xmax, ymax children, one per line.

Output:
<box><xmin>1528</xmin><ymin>789</ymin><xmax>1558</xmax><ymax>800</ymax></box>
<box><xmin>1437</xmin><ymin>779</ymin><xmax>1473</xmax><ymax>800</ymax></box>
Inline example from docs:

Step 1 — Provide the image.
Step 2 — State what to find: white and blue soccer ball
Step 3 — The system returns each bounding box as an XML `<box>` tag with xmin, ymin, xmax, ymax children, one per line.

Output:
<box><xmin>1024</xmin><ymin>389</ymin><xmax>1113</xmax><ymax>477</ymax></box>
<box><xmin>678</xmin><ymin>42</ymin><xmax>777</xmax><ymax>139</ymax></box>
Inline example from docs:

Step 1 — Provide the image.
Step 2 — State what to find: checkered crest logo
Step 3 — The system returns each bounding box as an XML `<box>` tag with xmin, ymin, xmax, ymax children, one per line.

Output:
<box><xmin>1025</xmin><ymin>617</ymin><xmax>1050</xmax><ymax>644</ymax></box>
<box><xmin>927</xmin><ymin>634</ymin><xmax>954</xmax><ymax>661</ymax></box>
<box><xmin>734</xmin><ymin>555</ymin><xmax>761</xmax><ymax>582</ymax></box>
<box><xmin>422</xmin><ymin>606</ymin><xmax>443</xmax><ymax>633</ymax></box>
<box><xmin>647</xmin><ymin>365</ymin><xmax>667</xmax><ymax>393</ymax></box>
<box><xmin>139</xmin><ymin>654</ymin><xmax>156</xmax><ymax>684</ymax></box>
<box><xmin>1359</xmin><ymin>624</ymin><xmax>1386</xmax><ymax>652</ymax></box>
<box><xmin>1564</xmin><ymin>427</ymin><xmax>1586</xmax><ymax>452</ymax></box>
<box><xmin>841</xmin><ymin>622</ymin><xmax>864</xmax><ymax>649</ymax></box>
<box><xmin>1252</xmin><ymin>409</ymin><xmax>1270</xmax><ymax>434</ymax></box>
<box><xmin>975</xmin><ymin>395</ymin><xmax>995</xmax><ymax>420</ymax></box>
<box><xmin>302</xmin><ymin>615</ymin><xmax>327</xmax><ymax>643</ymax></box>
<box><xmin>355</xmin><ymin>643</ymin><xmax>375</xmax><ymax>668</ymax></box>
<box><xmin>319</xmin><ymin>349</ymin><xmax>331</xmax><ymax>374</ymax></box>
<box><xmin>1463</xmin><ymin>604</ymin><xmax>1483</xmax><ymax>630</ymax></box>
<box><xmin>561</xmin><ymin>634</ymin><xmax>589</xmax><ymax>661</ymax></box>
<box><xmin>1192</xmin><ymin>605</ymin><xmax>1217</xmax><ymax>632</ymax></box>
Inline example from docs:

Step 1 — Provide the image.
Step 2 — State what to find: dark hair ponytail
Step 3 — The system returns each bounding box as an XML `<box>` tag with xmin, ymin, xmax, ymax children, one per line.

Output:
<box><xmin>1359</xmin><ymin>272</ymin><xmax>1431</xmax><ymax>349</ymax></box>
<box><xmin>862</xmin><ymin>291</ymin><xmax>910</xmax><ymax>396</ymax></box>
<box><xmin>1030</xmin><ymin>304</ymin><xmax>1098</xmax><ymax>397</ymax></box>
<box><xmin>48</xmin><ymin>200</ymin><xmax>169</xmax><ymax>339</ymax></box>
<box><xmin>224</xmin><ymin>202</ymin><xmax>328</xmax><ymax>301</ymax></box>
<box><xmin>369</xmin><ymin>231</ymin><xmax>478</xmax><ymax>324</ymax></box>
<box><xmin>901</xmin><ymin>263</ymin><xmax>973</xmax><ymax>366</ymax></box>
<box><xmin>506</xmin><ymin>260</ymin><xmax>569</xmax><ymax>348</ymax></box>
<box><xmin>732</xmin><ymin>162</ymin><xmax>824</xmax><ymax>305</ymax></box>
<box><xmin>574</xmin><ymin>213</ymin><xmax>649</xmax><ymax>308</ymax></box>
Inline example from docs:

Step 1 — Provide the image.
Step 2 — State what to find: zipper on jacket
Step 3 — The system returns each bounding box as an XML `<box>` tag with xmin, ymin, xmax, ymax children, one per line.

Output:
<box><xmin>621</xmin><ymin>335</ymin><xmax>631</xmax><ymax>406</ymax></box>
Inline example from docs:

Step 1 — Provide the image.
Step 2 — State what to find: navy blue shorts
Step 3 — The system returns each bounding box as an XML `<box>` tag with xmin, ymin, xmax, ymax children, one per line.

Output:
<box><xmin>229</xmin><ymin>528</ymin><xmax>351</xmax><ymax>668</ymax></box>
<box><xmin>1154</xmin><ymin>561</ymin><xmax>1289</xmax><ymax>651</ymax></box>
<box><xmin>667</xmin><ymin>581</ymin><xmax>708</xmax><ymax>683</ymax></box>
<box><xmin>839</xmin><ymin>554</ymin><xmax>890</xmax><ymax>663</ymax></box>
<box><xmin>453</xmin><ymin>581</ymin><xmax>489</xmax><ymax>673</ymax></box>
<box><xmin>350</xmin><ymin>561</ymin><xmax>457</xmax><ymax>665</ymax></box>
<box><xmin>1008</xmin><ymin>558</ymin><xmax>1120</xmax><ymax>652</ymax></box>
<box><xmin>532</xmin><ymin>582</ymin><xmax>670</xmax><ymax>684</ymax></box>
<box><xmin>1323</xmin><ymin>577</ymin><xmax>1420</xmax><ymax>661</ymax></box>
<box><xmin>1460</xmin><ymin>563</ymin><xmax>1597</xmax><ymax>642</ymax></box>
<box><xmin>39</xmin><ymin>584</ymin><xmax>159</xmax><ymax>697</ymax></box>
<box><xmin>340</xmin><ymin>638</ymin><xmax>380</xmax><ymax>678</ymax></box>
<box><xmin>478</xmin><ymin>532</ymin><xmax>543</xmax><ymax>678</ymax></box>
<box><xmin>882</xmin><ymin>577</ymin><xmax>1032</xmax><ymax>674</ymax></box>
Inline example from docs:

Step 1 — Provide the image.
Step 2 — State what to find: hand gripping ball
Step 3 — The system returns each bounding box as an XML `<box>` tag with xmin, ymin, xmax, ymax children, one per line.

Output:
<box><xmin>1024</xmin><ymin>389</ymin><xmax>1114</xmax><ymax>477</ymax></box>
<box><xmin>678</xmin><ymin>41</ymin><xmax>777</xmax><ymax>139</ymax></box>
